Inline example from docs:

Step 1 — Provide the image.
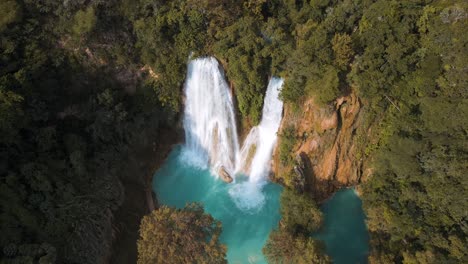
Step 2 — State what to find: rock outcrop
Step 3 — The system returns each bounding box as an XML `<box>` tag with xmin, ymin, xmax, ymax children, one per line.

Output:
<box><xmin>218</xmin><ymin>166</ymin><xmax>234</xmax><ymax>183</ymax></box>
<box><xmin>273</xmin><ymin>91</ymin><xmax>368</xmax><ymax>201</ymax></box>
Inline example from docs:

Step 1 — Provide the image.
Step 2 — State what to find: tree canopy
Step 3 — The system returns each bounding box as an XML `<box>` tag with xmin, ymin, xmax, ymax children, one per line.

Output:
<box><xmin>137</xmin><ymin>203</ymin><xmax>227</xmax><ymax>264</ymax></box>
<box><xmin>264</xmin><ymin>188</ymin><xmax>330</xmax><ymax>263</ymax></box>
<box><xmin>0</xmin><ymin>0</ymin><xmax>466</xmax><ymax>263</ymax></box>
<box><xmin>280</xmin><ymin>188</ymin><xmax>323</xmax><ymax>234</ymax></box>
<box><xmin>263</xmin><ymin>230</ymin><xmax>331</xmax><ymax>264</ymax></box>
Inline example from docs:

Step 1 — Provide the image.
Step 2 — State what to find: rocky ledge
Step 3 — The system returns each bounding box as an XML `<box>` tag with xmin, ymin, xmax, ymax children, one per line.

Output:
<box><xmin>218</xmin><ymin>166</ymin><xmax>234</xmax><ymax>183</ymax></box>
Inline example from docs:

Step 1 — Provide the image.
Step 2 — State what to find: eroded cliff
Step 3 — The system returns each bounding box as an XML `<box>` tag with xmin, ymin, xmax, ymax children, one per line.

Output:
<box><xmin>273</xmin><ymin>91</ymin><xmax>370</xmax><ymax>201</ymax></box>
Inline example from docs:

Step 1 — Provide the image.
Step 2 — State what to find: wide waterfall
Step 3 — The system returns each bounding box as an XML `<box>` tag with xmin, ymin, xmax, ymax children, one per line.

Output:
<box><xmin>183</xmin><ymin>57</ymin><xmax>239</xmax><ymax>175</ymax></box>
<box><xmin>183</xmin><ymin>56</ymin><xmax>285</xmax><ymax>210</ymax></box>
<box><xmin>183</xmin><ymin>57</ymin><xmax>284</xmax><ymax>189</ymax></box>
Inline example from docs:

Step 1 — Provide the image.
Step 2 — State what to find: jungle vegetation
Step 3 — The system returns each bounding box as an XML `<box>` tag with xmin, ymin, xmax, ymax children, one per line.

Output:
<box><xmin>137</xmin><ymin>203</ymin><xmax>226</xmax><ymax>264</ymax></box>
<box><xmin>1</xmin><ymin>0</ymin><xmax>466</xmax><ymax>263</ymax></box>
<box><xmin>263</xmin><ymin>188</ymin><xmax>330</xmax><ymax>264</ymax></box>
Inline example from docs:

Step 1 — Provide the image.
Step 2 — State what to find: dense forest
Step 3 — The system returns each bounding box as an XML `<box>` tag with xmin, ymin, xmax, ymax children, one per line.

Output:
<box><xmin>1</xmin><ymin>0</ymin><xmax>466</xmax><ymax>263</ymax></box>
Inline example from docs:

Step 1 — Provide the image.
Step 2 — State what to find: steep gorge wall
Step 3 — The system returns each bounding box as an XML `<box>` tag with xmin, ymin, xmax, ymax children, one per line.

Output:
<box><xmin>273</xmin><ymin>91</ymin><xmax>371</xmax><ymax>201</ymax></box>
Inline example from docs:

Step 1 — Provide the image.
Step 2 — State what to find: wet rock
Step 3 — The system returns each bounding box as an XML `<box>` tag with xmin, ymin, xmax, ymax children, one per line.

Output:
<box><xmin>293</xmin><ymin>165</ymin><xmax>306</xmax><ymax>193</ymax></box>
<box><xmin>218</xmin><ymin>166</ymin><xmax>233</xmax><ymax>183</ymax></box>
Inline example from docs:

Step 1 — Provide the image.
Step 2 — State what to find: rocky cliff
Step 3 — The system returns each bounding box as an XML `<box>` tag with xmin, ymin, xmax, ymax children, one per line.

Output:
<box><xmin>273</xmin><ymin>91</ymin><xmax>370</xmax><ymax>201</ymax></box>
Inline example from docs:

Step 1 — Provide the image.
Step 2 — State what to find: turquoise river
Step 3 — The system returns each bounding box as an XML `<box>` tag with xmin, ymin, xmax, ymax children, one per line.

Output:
<box><xmin>153</xmin><ymin>146</ymin><xmax>369</xmax><ymax>263</ymax></box>
<box><xmin>153</xmin><ymin>57</ymin><xmax>368</xmax><ymax>263</ymax></box>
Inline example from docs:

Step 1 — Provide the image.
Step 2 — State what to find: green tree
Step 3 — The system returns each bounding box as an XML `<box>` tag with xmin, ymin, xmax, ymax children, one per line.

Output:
<box><xmin>331</xmin><ymin>33</ymin><xmax>353</xmax><ymax>69</ymax></box>
<box><xmin>361</xmin><ymin>1</ymin><xmax>468</xmax><ymax>262</ymax></box>
<box><xmin>278</xmin><ymin>125</ymin><xmax>297</xmax><ymax>166</ymax></box>
<box><xmin>263</xmin><ymin>229</ymin><xmax>331</xmax><ymax>264</ymax></box>
<box><xmin>214</xmin><ymin>15</ymin><xmax>269</xmax><ymax>124</ymax></box>
<box><xmin>0</xmin><ymin>0</ymin><xmax>22</xmax><ymax>32</ymax></box>
<box><xmin>280</xmin><ymin>188</ymin><xmax>323</xmax><ymax>234</ymax></box>
<box><xmin>0</xmin><ymin>88</ymin><xmax>23</xmax><ymax>144</ymax></box>
<box><xmin>311</xmin><ymin>65</ymin><xmax>340</xmax><ymax>104</ymax></box>
<box><xmin>72</xmin><ymin>6</ymin><xmax>97</xmax><ymax>36</ymax></box>
<box><xmin>132</xmin><ymin>1</ymin><xmax>208</xmax><ymax>110</ymax></box>
<box><xmin>137</xmin><ymin>203</ymin><xmax>227</xmax><ymax>264</ymax></box>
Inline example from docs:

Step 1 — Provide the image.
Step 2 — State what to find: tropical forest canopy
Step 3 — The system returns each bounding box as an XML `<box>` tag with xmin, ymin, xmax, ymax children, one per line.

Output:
<box><xmin>0</xmin><ymin>0</ymin><xmax>466</xmax><ymax>263</ymax></box>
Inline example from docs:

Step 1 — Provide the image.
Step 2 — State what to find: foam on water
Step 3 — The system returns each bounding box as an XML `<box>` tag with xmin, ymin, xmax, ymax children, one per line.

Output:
<box><xmin>153</xmin><ymin>146</ymin><xmax>282</xmax><ymax>263</ymax></box>
<box><xmin>231</xmin><ymin>77</ymin><xmax>284</xmax><ymax>210</ymax></box>
<box><xmin>179</xmin><ymin>147</ymin><xmax>209</xmax><ymax>170</ymax></box>
<box><xmin>228</xmin><ymin>181</ymin><xmax>266</xmax><ymax>212</ymax></box>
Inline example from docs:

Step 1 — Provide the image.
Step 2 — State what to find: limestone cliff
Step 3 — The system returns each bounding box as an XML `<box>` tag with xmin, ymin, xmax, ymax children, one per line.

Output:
<box><xmin>273</xmin><ymin>91</ymin><xmax>370</xmax><ymax>201</ymax></box>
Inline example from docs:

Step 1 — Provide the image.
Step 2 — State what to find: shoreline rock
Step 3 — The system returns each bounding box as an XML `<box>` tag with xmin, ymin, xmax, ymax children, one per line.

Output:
<box><xmin>218</xmin><ymin>166</ymin><xmax>234</xmax><ymax>183</ymax></box>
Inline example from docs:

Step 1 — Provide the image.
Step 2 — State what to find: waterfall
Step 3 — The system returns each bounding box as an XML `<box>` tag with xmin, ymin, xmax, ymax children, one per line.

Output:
<box><xmin>242</xmin><ymin>77</ymin><xmax>284</xmax><ymax>183</ymax></box>
<box><xmin>182</xmin><ymin>57</ymin><xmax>239</xmax><ymax>175</ymax></box>
<box><xmin>230</xmin><ymin>77</ymin><xmax>284</xmax><ymax>210</ymax></box>
<box><xmin>182</xmin><ymin>56</ymin><xmax>284</xmax><ymax>210</ymax></box>
<box><xmin>236</xmin><ymin>78</ymin><xmax>284</xmax><ymax>182</ymax></box>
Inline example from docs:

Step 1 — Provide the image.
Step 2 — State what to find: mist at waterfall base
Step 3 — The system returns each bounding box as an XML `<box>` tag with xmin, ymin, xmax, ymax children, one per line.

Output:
<box><xmin>154</xmin><ymin>57</ymin><xmax>283</xmax><ymax>263</ymax></box>
<box><xmin>154</xmin><ymin>147</ymin><xmax>281</xmax><ymax>263</ymax></box>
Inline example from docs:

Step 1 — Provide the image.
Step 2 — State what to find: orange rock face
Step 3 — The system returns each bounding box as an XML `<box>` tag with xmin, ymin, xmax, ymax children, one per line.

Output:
<box><xmin>273</xmin><ymin>91</ymin><xmax>365</xmax><ymax>201</ymax></box>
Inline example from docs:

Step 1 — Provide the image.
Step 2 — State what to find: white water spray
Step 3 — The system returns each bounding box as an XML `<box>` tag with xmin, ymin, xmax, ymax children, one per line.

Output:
<box><xmin>183</xmin><ymin>57</ymin><xmax>239</xmax><ymax>175</ymax></box>
<box><xmin>230</xmin><ymin>77</ymin><xmax>284</xmax><ymax>210</ymax></box>
<box><xmin>182</xmin><ymin>57</ymin><xmax>284</xmax><ymax>211</ymax></box>
<box><xmin>236</xmin><ymin>78</ymin><xmax>284</xmax><ymax>181</ymax></box>
<box><xmin>244</xmin><ymin>77</ymin><xmax>284</xmax><ymax>182</ymax></box>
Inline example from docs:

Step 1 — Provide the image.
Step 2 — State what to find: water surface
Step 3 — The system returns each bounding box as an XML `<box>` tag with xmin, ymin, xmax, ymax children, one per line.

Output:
<box><xmin>316</xmin><ymin>188</ymin><xmax>369</xmax><ymax>264</ymax></box>
<box><xmin>153</xmin><ymin>146</ymin><xmax>282</xmax><ymax>264</ymax></box>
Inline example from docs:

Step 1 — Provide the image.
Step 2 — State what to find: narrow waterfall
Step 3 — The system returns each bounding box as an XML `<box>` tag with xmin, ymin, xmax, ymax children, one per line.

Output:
<box><xmin>242</xmin><ymin>77</ymin><xmax>284</xmax><ymax>183</ymax></box>
<box><xmin>183</xmin><ymin>57</ymin><xmax>239</xmax><ymax>175</ymax></box>
<box><xmin>230</xmin><ymin>77</ymin><xmax>284</xmax><ymax>210</ymax></box>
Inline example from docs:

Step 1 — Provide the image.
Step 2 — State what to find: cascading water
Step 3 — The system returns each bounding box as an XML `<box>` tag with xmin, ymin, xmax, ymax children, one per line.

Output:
<box><xmin>236</xmin><ymin>77</ymin><xmax>284</xmax><ymax>182</ymax></box>
<box><xmin>236</xmin><ymin>127</ymin><xmax>259</xmax><ymax>175</ymax></box>
<box><xmin>230</xmin><ymin>77</ymin><xmax>284</xmax><ymax>210</ymax></box>
<box><xmin>154</xmin><ymin>57</ymin><xmax>284</xmax><ymax>263</ymax></box>
<box><xmin>155</xmin><ymin>57</ymin><xmax>368</xmax><ymax>263</ymax></box>
<box><xmin>183</xmin><ymin>57</ymin><xmax>239</xmax><ymax>175</ymax></box>
<box><xmin>182</xmin><ymin>56</ymin><xmax>284</xmax><ymax>211</ymax></box>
